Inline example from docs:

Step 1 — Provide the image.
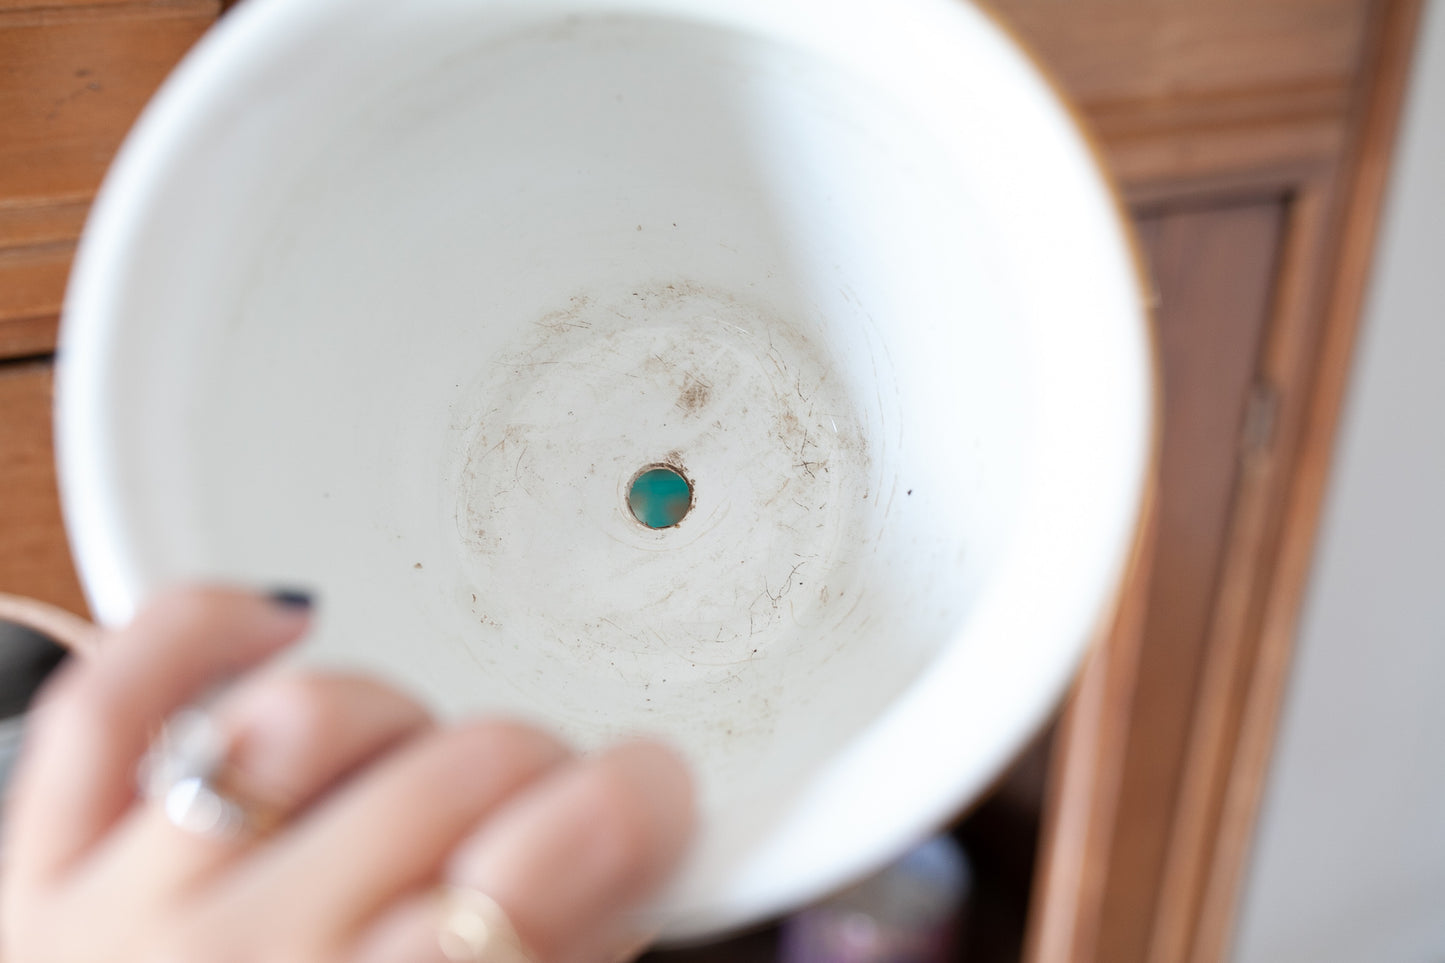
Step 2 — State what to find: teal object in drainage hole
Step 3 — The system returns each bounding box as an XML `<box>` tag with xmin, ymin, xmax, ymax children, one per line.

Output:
<box><xmin>628</xmin><ymin>467</ymin><xmax>692</xmax><ymax>529</ymax></box>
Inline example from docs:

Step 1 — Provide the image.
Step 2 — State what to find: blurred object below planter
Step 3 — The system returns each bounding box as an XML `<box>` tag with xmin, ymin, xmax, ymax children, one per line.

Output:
<box><xmin>780</xmin><ymin>835</ymin><xmax>972</xmax><ymax>963</ymax></box>
<box><xmin>0</xmin><ymin>607</ymin><xmax>76</xmax><ymax>797</ymax></box>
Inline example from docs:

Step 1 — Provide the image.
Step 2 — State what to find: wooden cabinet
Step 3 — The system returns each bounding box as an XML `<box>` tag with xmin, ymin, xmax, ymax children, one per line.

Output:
<box><xmin>0</xmin><ymin>2</ymin><xmax>1421</xmax><ymax>962</ymax></box>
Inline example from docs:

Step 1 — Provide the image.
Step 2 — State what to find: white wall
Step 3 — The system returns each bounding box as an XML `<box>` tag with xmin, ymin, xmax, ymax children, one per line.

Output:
<box><xmin>1231</xmin><ymin>3</ymin><xmax>1445</xmax><ymax>961</ymax></box>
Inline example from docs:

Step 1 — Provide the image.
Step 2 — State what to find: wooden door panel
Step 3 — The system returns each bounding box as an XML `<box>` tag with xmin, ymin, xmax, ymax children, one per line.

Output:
<box><xmin>1095</xmin><ymin>202</ymin><xmax>1285</xmax><ymax>963</ymax></box>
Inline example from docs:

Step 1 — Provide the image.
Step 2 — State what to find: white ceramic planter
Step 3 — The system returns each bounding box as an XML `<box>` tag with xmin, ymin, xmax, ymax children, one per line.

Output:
<box><xmin>57</xmin><ymin>0</ymin><xmax>1153</xmax><ymax>940</ymax></box>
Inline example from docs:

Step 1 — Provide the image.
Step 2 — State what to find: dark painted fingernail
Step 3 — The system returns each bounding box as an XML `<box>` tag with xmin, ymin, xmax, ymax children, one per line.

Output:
<box><xmin>267</xmin><ymin>589</ymin><xmax>314</xmax><ymax>611</ymax></box>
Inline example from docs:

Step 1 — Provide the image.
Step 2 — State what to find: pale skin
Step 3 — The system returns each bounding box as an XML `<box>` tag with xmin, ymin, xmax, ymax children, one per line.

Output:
<box><xmin>0</xmin><ymin>587</ymin><xmax>695</xmax><ymax>963</ymax></box>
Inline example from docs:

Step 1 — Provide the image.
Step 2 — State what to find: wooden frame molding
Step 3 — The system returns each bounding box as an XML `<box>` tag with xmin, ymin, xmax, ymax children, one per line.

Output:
<box><xmin>1023</xmin><ymin>498</ymin><xmax>1160</xmax><ymax>963</ymax></box>
<box><xmin>1023</xmin><ymin>3</ymin><xmax>1425</xmax><ymax>962</ymax></box>
<box><xmin>1175</xmin><ymin>3</ymin><xmax>1426</xmax><ymax>960</ymax></box>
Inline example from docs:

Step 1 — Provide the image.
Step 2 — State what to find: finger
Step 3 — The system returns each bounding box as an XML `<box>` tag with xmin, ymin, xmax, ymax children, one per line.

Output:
<box><xmin>206</xmin><ymin>721</ymin><xmax>572</xmax><ymax>956</ymax></box>
<box><xmin>5</xmin><ymin>586</ymin><xmax>312</xmax><ymax>885</ymax></box>
<box><xmin>85</xmin><ymin>671</ymin><xmax>432</xmax><ymax>899</ymax></box>
<box><xmin>350</xmin><ymin>740</ymin><xmax>694</xmax><ymax>963</ymax></box>
<box><xmin>217</xmin><ymin>671</ymin><xmax>433</xmax><ymax>816</ymax></box>
<box><xmin>451</xmin><ymin>741</ymin><xmax>693</xmax><ymax>963</ymax></box>
<box><xmin>347</xmin><ymin>871</ymin><xmax>658</xmax><ymax>963</ymax></box>
<box><xmin>348</xmin><ymin>896</ymin><xmax>661</xmax><ymax>963</ymax></box>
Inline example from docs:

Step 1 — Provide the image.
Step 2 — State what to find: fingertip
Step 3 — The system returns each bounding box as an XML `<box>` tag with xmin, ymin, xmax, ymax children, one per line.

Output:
<box><xmin>129</xmin><ymin>584</ymin><xmax>313</xmax><ymax>657</ymax></box>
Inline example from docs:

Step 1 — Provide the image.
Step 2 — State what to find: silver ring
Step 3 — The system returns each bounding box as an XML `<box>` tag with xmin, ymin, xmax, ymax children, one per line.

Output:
<box><xmin>138</xmin><ymin>708</ymin><xmax>263</xmax><ymax>840</ymax></box>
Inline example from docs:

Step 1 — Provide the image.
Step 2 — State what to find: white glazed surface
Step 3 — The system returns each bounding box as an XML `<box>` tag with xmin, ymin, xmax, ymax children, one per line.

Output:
<box><xmin>57</xmin><ymin>0</ymin><xmax>1152</xmax><ymax>940</ymax></box>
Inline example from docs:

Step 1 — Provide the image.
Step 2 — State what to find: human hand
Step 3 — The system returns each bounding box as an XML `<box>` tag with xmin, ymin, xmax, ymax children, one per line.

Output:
<box><xmin>1</xmin><ymin>587</ymin><xmax>694</xmax><ymax>963</ymax></box>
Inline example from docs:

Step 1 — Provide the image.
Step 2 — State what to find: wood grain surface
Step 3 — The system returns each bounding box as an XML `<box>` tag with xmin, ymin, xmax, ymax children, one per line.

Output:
<box><xmin>0</xmin><ymin>0</ymin><xmax>218</xmax><ymax>359</ymax></box>
<box><xmin>1098</xmin><ymin>202</ymin><xmax>1286</xmax><ymax>963</ymax></box>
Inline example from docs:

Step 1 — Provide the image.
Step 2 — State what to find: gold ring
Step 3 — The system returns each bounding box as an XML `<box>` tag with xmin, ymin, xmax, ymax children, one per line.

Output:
<box><xmin>437</xmin><ymin>886</ymin><xmax>537</xmax><ymax>963</ymax></box>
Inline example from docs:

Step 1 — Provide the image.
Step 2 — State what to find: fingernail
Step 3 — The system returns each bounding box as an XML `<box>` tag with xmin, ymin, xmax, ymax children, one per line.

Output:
<box><xmin>267</xmin><ymin>589</ymin><xmax>314</xmax><ymax>611</ymax></box>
